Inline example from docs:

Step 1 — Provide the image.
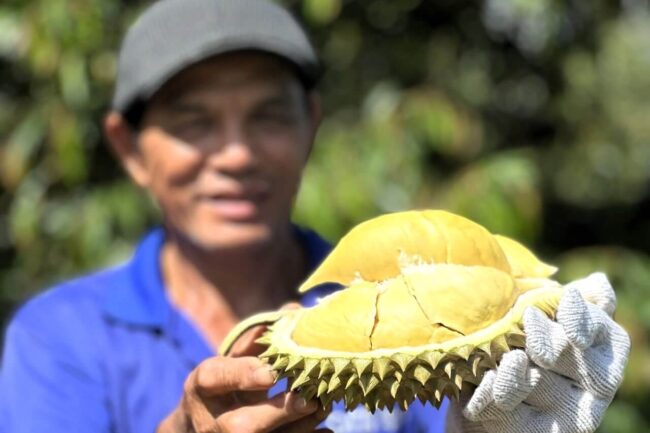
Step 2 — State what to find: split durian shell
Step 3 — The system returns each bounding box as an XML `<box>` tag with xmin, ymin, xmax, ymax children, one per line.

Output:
<box><xmin>221</xmin><ymin>210</ymin><xmax>564</xmax><ymax>413</ymax></box>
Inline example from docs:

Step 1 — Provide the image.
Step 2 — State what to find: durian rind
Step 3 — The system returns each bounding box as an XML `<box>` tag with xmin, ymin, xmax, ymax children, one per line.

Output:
<box><xmin>258</xmin><ymin>284</ymin><xmax>563</xmax><ymax>412</ymax></box>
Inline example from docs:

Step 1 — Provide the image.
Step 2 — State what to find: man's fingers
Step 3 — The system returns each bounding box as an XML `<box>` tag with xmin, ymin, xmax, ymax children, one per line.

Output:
<box><xmin>227</xmin><ymin>325</ymin><xmax>270</xmax><ymax>358</ymax></box>
<box><xmin>191</xmin><ymin>356</ymin><xmax>276</xmax><ymax>398</ymax></box>
<box><xmin>565</xmin><ymin>272</ymin><xmax>616</xmax><ymax>316</ymax></box>
<box><xmin>463</xmin><ymin>370</ymin><xmax>497</xmax><ymax>421</ymax></box>
<box><xmin>524</xmin><ymin>307</ymin><xmax>569</xmax><ymax>368</ymax></box>
<box><xmin>273</xmin><ymin>406</ymin><xmax>331</xmax><ymax>433</ymax></box>
<box><xmin>492</xmin><ymin>350</ymin><xmax>539</xmax><ymax>411</ymax></box>
<box><xmin>280</xmin><ymin>302</ymin><xmax>302</xmax><ymax>311</ymax></box>
<box><xmin>218</xmin><ymin>392</ymin><xmax>319</xmax><ymax>433</ymax></box>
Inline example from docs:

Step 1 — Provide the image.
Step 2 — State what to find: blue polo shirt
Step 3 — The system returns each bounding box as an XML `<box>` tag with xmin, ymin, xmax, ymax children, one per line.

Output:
<box><xmin>0</xmin><ymin>228</ymin><xmax>447</xmax><ymax>433</ymax></box>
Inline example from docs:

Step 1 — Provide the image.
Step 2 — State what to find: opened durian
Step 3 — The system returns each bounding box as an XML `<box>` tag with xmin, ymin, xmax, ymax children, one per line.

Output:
<box><xmin>220</xmin><ymin>210</ymin><xmax>564</xmax><ymax>413</ymax></box>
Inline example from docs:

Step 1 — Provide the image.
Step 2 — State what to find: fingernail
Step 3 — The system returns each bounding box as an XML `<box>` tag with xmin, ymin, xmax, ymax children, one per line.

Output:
<box><xmin>253</xmin><ymin>365</ymin><xmax>276</xmax><ymax>385</ymax></box>
<box><xmin>293</xmin><ymin>396</ymin><xmax>316</xmax><ymax>413</ymax></box>
<box><xmin>314</xmin><ymin>408</ymin><xmax>329</xmax><ymax>422</ymax></box>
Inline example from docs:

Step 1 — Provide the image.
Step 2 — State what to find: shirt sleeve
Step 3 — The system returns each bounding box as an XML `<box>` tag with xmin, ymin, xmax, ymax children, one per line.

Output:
<box><xmin>0</xmin><ymin>312</ymin><xmax>111</xmax><ymax>433</ymax></box>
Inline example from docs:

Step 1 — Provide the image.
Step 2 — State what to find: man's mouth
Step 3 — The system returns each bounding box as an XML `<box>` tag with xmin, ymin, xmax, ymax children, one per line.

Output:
<box><xmin>198</xmin><ymin>190</ymin><xmax>268</xmax><ymax>221</ymax></box>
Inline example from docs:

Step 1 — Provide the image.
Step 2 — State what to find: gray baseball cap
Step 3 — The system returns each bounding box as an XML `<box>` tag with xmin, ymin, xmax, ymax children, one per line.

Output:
<box><xmin>112</xmin><ymin>0</ymin><xmax>322</xmax><ymax>122</ymax></box>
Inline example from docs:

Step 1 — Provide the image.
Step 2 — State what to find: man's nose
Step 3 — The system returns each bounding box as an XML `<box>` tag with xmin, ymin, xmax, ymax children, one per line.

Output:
<box><xmin>206</xmin><ymin>126</ymin><xmax>257</xmax><ymax>174</ymax></box>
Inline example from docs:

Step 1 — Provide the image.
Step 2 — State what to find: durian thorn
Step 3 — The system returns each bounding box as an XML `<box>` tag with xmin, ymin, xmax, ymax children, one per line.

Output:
<box><xmin>421</xmin><ymin>351</ymin><xmax>444</xmax><ymax>370</ymax></box>
<box><xmin>360</xmin><ymin>374</ymin><xmax>380</xmax><ymax>396</ymax></box>
<box><xmin>454</xmin><ymin>345</ymin><xmax>473</xmax><ymax>360</ymax></box>
<box><xmin>258</xmin><ymin>345</ymin><xmax>278</xmax><ymax>359</ymax></box>
<box><xmin>345</xmin><ymin>374</ymin><xmax>358</xmax><ymax>390</ymax></box>
<box><xmin>352</xmin><ymin>358</ymin><xmax>372</xmax><ymax>376</ymax></box>
<box><xmin>290</xmin><ymin>370</ymin><xmax>312</xmax><ymax>391</ymax></box>
<box><xmin>491</xmin><ymin>334</ymin><xmax>510</xmax><ymax>354</ymax></box>
<box><xmin>255</xmin><ymin>334</ymin><xmax>272</xmax><ymax>346</ymax></box>
<box><xmin>412</xmin><ymin>365</ymin><xmax>432</xmax><ymax>386</ymax></box>
<box><xmin>286</xmin><ymin>356</ymin><xmax>304</xmax><ymax>372</ymax></box>
<box><xmin>440</xmin><ymin>378</ymin><xmax>460</xmax><ymax>401</ymax></box>
<box><xmin>454</xmin><ymin>373</ymin><xmax>464</xmax><ymax>390</ymax></box>
<box><xmin>470</xmin><ymin>356</ymin><xmax>482</xmax><ymax>377</ymax></box>
<box><xmin>391</xmin><ymin>353</ymin><xmax>413</xmax><ymax>372</ymax></box>
<box><xmin>477</xmin><ymin>342</ymin><xmax>492</xmax><ymax>358</ymax></box>
<box><xmin>365</xmin><ymin>400</ymin><xmax>378</xmax><ymax>414</ymax></box>
<box><xmin>507</xmin><ymin>333</ymin><xmax>526</xmax><ymax>348</ymax></box>
<box><xmin>344</xmin><ymin>386</ymin><xmax>362</xmax><ymax>411</ymax></box>
<box><xmin>219</xmin><ymin>310</ymin><xmax>288</xmax><ymax>356</ymax></box>
<box><xmin>303</xmin><ymin>359</ymin><xmax>320</xmax><ymax>377</ymax></box>
<box><xmin>318</xmin><ymin>359</ymin><xmax>334</xmax><ymax>379</ymax></box>
<box><xmin>320</xmin><ymin>391</ymin><xmax>336</xmax><ymax>408</ymax></box>
<box><xmin>403</xmin><ymin>379</ymin><xmax>421</xmax><ymax>397</ymax></box>
<box><xmin>389</xmin><ymin>378</ymin><xmax>400</xmax><ymax>399</ymax></box>
<box><xmin>327</xmin><ymin>376</ymin><xmax>342</xmax><ymax>394</ymax></box>
<box><xmin>316</xmin><ymin>381</ymin><xmax>328</xmax><ymax>398</ymax></box>
<box><xmin>332</xmin><ymin>358</ymin><xmax>351</xmax><ymax>376</ymax></box>
<box><xmin>271</xmin><ymin>356</ymin><xmax>289</xmax><ymax>370</ymax></box>
<box><xmin>444</xmin><ymin>362</ymin><xmax>455</xmax><ymax>379</ymax></box>
<box><xmin>299</xmin><ymin>385</ymin><xmax>317</xmax><ymax>401</ymax></box>
<box><xmin>430</xmin><ymin>396</ymin><xmax>442</xmax><ymax>409</ymax></box>
<box><xmin>373</xmin><ymin>358</ymin><xmax>393</xmax><ymax>380</ymax></box>
<box><xmin>508</xmin><ymin>323</ymin><xmax>526</xmax><ymax>337</ymax></box>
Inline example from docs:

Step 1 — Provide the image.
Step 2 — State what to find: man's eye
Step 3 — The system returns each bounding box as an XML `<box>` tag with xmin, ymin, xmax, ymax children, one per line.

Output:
<box><xmin>171</xmin><ymin>118</ymin><xmax>213</xmax><ymax>138</ymax></box>
<box><xmin>251</xmin><ymin>111</ymin><xmax>294</xmax><ymax>127</ymax></box>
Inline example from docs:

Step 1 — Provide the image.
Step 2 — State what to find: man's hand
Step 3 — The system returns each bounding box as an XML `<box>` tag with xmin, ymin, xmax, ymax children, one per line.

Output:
<box><xmin>157</xmin><ymin>320</ymin><xmax>332</xmax><ymax>433</ymax></box>
<box><xmin>446</xmin><ymin>273</ymin><xmax>631</xmax><ymax>433</ymax></box>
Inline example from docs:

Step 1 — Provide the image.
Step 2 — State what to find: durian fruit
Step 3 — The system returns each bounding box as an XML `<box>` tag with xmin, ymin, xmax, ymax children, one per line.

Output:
<box><xmin>220</xmin><ymin>210</ymin><xmax>564</xmax><ymax>413</ymax></box>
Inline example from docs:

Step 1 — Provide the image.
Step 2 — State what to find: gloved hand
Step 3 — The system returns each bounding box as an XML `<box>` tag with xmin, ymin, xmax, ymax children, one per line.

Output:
<box><xmin>446</xmin><ymin>272</ymin><xmax>631</xmax><ymax>433</ymax></box>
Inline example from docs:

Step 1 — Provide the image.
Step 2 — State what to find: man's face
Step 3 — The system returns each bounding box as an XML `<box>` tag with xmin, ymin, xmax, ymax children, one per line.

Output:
<box><xmin>132</xmin><ymin>52</ymin><xmax>318</xmax><ymax>250</ymax></box>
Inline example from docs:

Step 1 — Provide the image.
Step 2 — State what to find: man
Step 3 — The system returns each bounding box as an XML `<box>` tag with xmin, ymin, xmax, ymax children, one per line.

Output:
<box><xmin>0</xmin><ymin>0</ymin><xmax>630</xmax><ymax>432</ymax></box>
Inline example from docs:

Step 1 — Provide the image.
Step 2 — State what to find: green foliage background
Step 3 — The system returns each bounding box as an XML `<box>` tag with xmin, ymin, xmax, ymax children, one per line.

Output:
<box><xmin>1</xmin><ymin>0</ymin><xmax>649</xmax><ymax>430</ymax></box>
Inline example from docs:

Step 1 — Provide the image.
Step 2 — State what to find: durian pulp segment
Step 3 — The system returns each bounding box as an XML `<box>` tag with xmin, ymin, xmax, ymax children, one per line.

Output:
<box><xmin>258</xmin><ymin>284</ymin><xmax>564</xmax><ymax>412</ymax></box>
<box><xmin>370</xmin><ymin>276</ymin><xmax>455</xmax><ymax>349</ymax></box>
<box><xmin>294</xmin><ymin>265</ymin><xmax>520</xmax><ymax>351</ymax></box>
<box><xmin>403</xmin><ymin>265</ymin><xmax>517</xmax><ymax>339</ymax></box>
<box><xmin>298</xmin><ymin>210</ymin><xmax>511</xmax><ymax>293</ymax></box>
<box><xmin>493</xmin><ymin>234</ymin><xmax>558</xmax><ymax>279</ymax></box>
<box><xmin>290</xmin><ymin>281</ymin><xmax>378</xmax><ymax>352</ymax></box>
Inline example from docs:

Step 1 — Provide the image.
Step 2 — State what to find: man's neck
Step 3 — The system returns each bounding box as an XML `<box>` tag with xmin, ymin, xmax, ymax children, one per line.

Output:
<box><xmin>161</xmin><ymin>226</ymin><xmax>307</xmax><ymax>349</ymax></box>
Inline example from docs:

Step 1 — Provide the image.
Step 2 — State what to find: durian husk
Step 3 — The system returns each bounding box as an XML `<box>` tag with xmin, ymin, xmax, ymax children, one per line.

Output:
<box><xmin>220</xmin><ymin>210</ymin><xmax>564</xmax><ymax>413</ymax></box>
<box><xmin>221</xmin><ymin>282</ymin><xmax>563</xmax><ymax>413</ymax></box>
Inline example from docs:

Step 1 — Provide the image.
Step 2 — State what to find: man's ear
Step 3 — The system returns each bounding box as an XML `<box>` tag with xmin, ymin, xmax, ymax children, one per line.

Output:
<box><xmin>308</xmin><ymin>91</ymin><xmax>322</xmax><ymax>133</ymax></box>
<box><xmin>306</xmin><ymin>91</ymin><xmax>322</xmax><ymax>157</ymax></box>
<box><xmin>104</xmin><ymin>112</ymin><xmax>150</xmax><ymax>188</ymax></box>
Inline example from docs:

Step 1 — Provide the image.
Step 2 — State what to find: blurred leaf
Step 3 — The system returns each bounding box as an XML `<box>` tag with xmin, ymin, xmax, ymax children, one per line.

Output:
<box><xmin>437</xmin><ymin>150</ymin><xmax>542</xmax><ymax>242</ymax></box>
<box><xmin>302</xmin><ymin>0</ymin><xmax>341</xmax><ymax>25</ymax></box>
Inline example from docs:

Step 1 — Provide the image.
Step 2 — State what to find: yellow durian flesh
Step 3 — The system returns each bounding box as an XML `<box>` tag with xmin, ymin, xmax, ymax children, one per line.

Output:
<box><xmin>494</xmin><ymin>234</ymin><xmax>558</xmax><ymax>279</ymax></box>
<box><xmin>370</xmin><ymin>276</ymin><xmax>440</xmax><ymax>349</ymax></box>
<box><xmin>291</xmin><ymin>282</ymin><xmax>377</xmax><ymax>352</ymax></box>
<box><xmin>292</xmin><ymin>265</ymin><xmax>517</xmax><ymax>352</ymax></box>
<box><xmin>298</xmin><ymin>210</ymin><xmax>511</xmax><ymax>293</ymax></box>
<box><xmin>405</xmin><ymin>265</ymin><xmax>517</xmax><ymax>339</ymax></box>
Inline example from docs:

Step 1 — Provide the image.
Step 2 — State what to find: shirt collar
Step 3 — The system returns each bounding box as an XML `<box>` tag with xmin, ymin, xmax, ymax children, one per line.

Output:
<box><xmin>102</xmin><ymin>226</ymin><xmax>332</xmax><ymax>328</ymax></box>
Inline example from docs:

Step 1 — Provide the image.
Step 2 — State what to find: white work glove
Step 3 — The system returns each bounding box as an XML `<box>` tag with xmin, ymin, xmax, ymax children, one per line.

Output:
<box><xmin>446</xmin><ymin>272</ymin><xmax>631</xmax><ymax>433</ymax></box>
